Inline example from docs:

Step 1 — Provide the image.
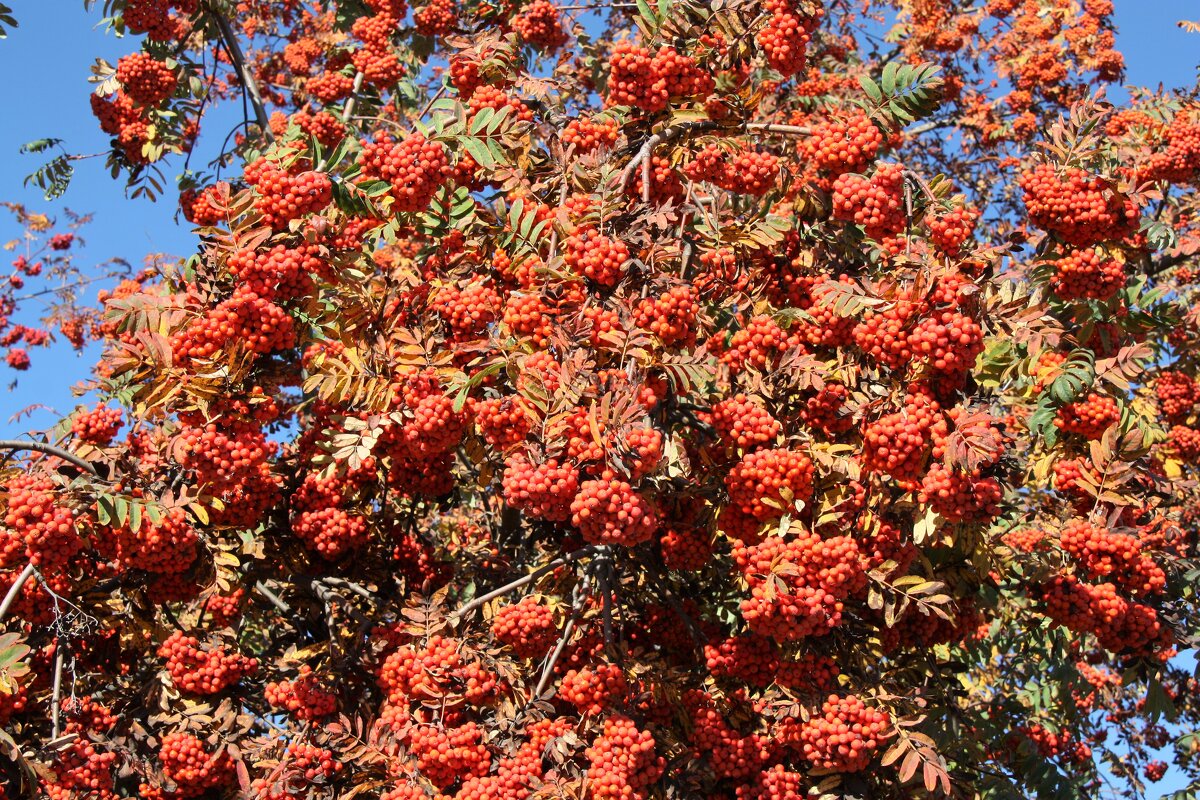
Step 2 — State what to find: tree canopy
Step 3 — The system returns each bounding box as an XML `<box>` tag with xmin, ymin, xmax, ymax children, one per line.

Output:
<box><xmin>2</xmin><ymin>0</ymin><xmax>1200</xmax><ymax>798</ymax></box>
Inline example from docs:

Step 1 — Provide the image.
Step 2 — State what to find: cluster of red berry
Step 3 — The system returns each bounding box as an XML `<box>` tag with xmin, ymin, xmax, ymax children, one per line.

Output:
<box><xmin>158</xmin><ymin>631</ymin><xmax>258</xmax><ymax>695</ymax></box>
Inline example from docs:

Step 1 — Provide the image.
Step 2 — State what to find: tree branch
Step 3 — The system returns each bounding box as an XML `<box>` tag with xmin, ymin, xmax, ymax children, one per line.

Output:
<box><xmin>341</xmin><ymin>72</ymin><xmax>365</xmax><ymax>123</ymax></box>
<box><xmin>0</xmin><ymin>440</ymin><xmax>98</xmax><ymax>476</ymax></box>
<box><xmin>532</xmin><ymin>577</ymin><xmax>589</xmax><ymax>700</ymax></box>
<box><xmin>254</xmin><ymin>580</ymin><xmax>292</xmax><ymax>614</ymax></box>
<box><xmin>453</xmin><ymin>545</ymin><xmax>600</xmax><ymax>619</ymax></box>
<box><xmin>619</xmin><ymin>121</ymin><xmax>813</xmax><ymax>196</ymax></box>
<box><xmin>204</xmin><ymin>2</ymin><xmax>274</xmax><ymax>143</ymax></box>
<box><xmin>0</xmin><ymin>563</ymin><xmax>35</xmax><ymax>623</ymax></box>
<box><xmin>50</xmin><ymin>645</ymin><xmax>64</xmax><ymax>738</ymax></box>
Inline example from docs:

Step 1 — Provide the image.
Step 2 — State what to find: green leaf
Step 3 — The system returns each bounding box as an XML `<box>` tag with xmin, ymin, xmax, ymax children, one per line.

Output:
<box><xmin>469</xmin><ymin>106</ymin><xmax>495</xmax><ymax>136</ymax></box>
<box><xmin>859</xmin><ymin>76</ymin><xmax>883</xmax><ymax>103</ymax></box>
<box><xmin>0</xmin><ymin>3</ymin><xmax>16</xmax><ymax>39</ymax></box>
<box><xmin>18</xmin><ymin>138</ymin><xmax>62</xmax><ymax>155</ymax></box>
<box><xmin>460</xmin><ymin>136</ymin><xmax>495</xmax><ymax>168</ymax></box>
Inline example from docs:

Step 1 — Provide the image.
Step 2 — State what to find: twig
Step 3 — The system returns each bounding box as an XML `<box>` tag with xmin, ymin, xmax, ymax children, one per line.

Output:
<box><xmin>347</xmin><ymin>115</ymin><xmax>409</xmax><ymax>133</ymax></box>
<box><xmin>0</xmin><ymin>563</ymin><xmax>35</xmax><ymax>623</ymax></box>
<box><xmin>652</xmin><ymin>571</ymin><xmax>704</xmax><ymax>646</ymax></box>
<box><xmin>595</xmin><ymin>557</ymin><xmax>615</xmax><ymax>652</ymax></box>
<box><xmin>619</xmin><ymin>121</ymin><xmax>719</xmax><ymax>194</ymax></box>
<box><xmin>417</xmin><ymin>84</ymin><xmax>448</xmax><ymax>122</ymax></box>
<box><xmin>744</xmin><ymin>123</ymin><xmax>813</xmax><ymax>137</ymax></box>
<box><xmin>0</xmin><ymin>440</ymin><xmax>99</xmax><ymax>476</ymax></box>
<box><xmin>454</xmin><ymin>545</ymin><xmax>600</xmax><ymax>619</ymax></box>
<box><xmin>204</xmin><ymin>2</ymin><xmax>274</xmax><ymax>143</ymax></box>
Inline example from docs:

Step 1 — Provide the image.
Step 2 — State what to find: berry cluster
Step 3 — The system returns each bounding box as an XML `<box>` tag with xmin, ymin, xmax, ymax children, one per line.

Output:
<box><xmin>584</xmin><ymin>715</ymin><xmax>665</xmax><ymax>800</ymax></box>
<box><xmin>1054</xmin><ymin>392</ymin><xmax>1119</xmax><ymax>439</ymax></box>
<box><xmin>159</xmin><ymin>732</ymin><xmax>233</xmax><ymax>796</ymax></box>
<box><xmin>757</xmin><ymin>0</ymin><xmax>821</xmax><ymax>76</ymax></box>
<box><xmin>802</xmin><ymin>111</ymin><xmax>883</xmax><ymax>177</ymax></box>
<box><xmin>920</xmin><ymin>463</ymin><xmax>1003</xmax><ymax>522</ymax></box>
<box><xmin>226</xmin><ymin>244</ymin><xmax>323</xmax><ymax>301</ymax></box>
<box><xmin>862</xmin><ymin>386</ymin><xmax>948</xmax><ymax>483</ymax></box>
<box><xmin>560</xmin><ymin>663</ymin><xmax>629</xmax><ymax>714</ymax></box>
<box><xmin>798</xmin><ymin>694</ymin><xmax>891</xmax><ymax>772</ymax></box>
<box><xmin>1049</xmin><ymin>248</ymin><xmax>1126</xmax><ymax>300</ymax></box>
<box><xmin>492</xmin><ymin>595</ymin><xmax>558</xmax><ymax>658</ymax></box>
<box><xmin>2</xmin><ymin>475</ymin><xmax>81</xmax><ymax>573</ymax></box>
<box><xmin>735</xmin><ymin>531</ymin><xmax>864</xmax><ymax>640</ymax></box>
<box><xmin>565</xmin><ymin>228</ymin><xmax>631</xmax><ymax>286</ymax></box>
<box><xmin>1059</xmin><ymin>518</ymin><xmax>1165</xmax><ymax>596</ymax></box>
<box><xmin>171</xmin><ymin>288</ymin><xmax>295</xmax><ymax>363</ymax></box>
<box><xmin>1019</xmin><ymin>164</ymin><xmax>1138</xmax><ymax>246</ymax></box>
<box><xmin>107</xmin><ymin>507</ymin><xmax>198</xmax><ymax>574</ymax></box>
<box><xmin>244</xmin><ymin>161</ymin><xmax>332</xmax><ymax>229</ymax></box>
<box><xmin>264</xmin><ymin>666</ymin><xmax>338</xmax><ymax>720</ymax></box>
<box><xmin>832</xmin><ymin>163</ymin><xmax>907</xmax><ymax>237</ymax></box>
<box><xmin>570</xmin><ymin>473</ymin><xmax>659</xmax><ymax>546</ymax></box>
<box><xmin>123</xmin><ymin>0</ymin><xmax>190</xmax><ymax>41</ymax></box>
<box><xmin>563</xmin><ymin>116</ymin><xmax>619</xmax><ymax>154</ymax></box>
<box><xmin>686</xmin><ymin>144</ymin><xmax>780</xmax><ymax>195</ymax></box>
<box><xmin>502</xmin><ymin>455</ymin><xmax>580</xmax><ymax>522</ymax></box>
<box><xmin>71</xmin><ymin>404</ymin><xmax>123</xmax><ymax>446</ymax></box>
<box><xmin>180</xmin><ymin>185</ymin><xmax>226</xmax><ymax>226</ymax></box>
<box><xmin>719</xmin><ymin>315</ymin><xmax>799</xmax><ymax>373</ymax></box>
<box><xmin>115</xmin><ymin>53</ymin><xmax>177</xmax><ymax>106</ymax></box>
<box><xmin>1042</xmin><ymin>576</ymin><xmax>1169</xmax><ymax>655</ymax></box>
<box><xmin>512</xmin><ymin>0</ymin><xmax>568</xmax><ymax>51</ymax></box>
<box><xmin>711</xmin><ymin>394</ymin><xmax>781</xmax><ymax>452</ymax></box>
<box><xmin>358</xmin><ymin>135</ymin><xmax>452</xmax><ymax>213</ymax></box>
<box><xmin>928</xmin><ymin>205</ymin><xmax>980</xmax><ymax>254</ymax></box>
<box><xmin>605</xmin><ymin>43</ymin><xmax>712</xmax><ymax>110</ymax></box>
<box><xmin>158</xmin><ymin>631</ymin><xmax>258</xmax><ymax>695</ymax></box>
<box><xmin>725</xmin><ymin>448</ymin><xmax>815</xmax><ymax>522</ymax></box>
<box><xmin>432</xmin><ymin>281</ymin><xmax>502</xmax><ymax>337</ymax></box>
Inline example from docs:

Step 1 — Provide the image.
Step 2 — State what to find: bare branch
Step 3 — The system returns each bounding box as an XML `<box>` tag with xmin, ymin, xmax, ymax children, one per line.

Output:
<box><xmin>254</xmin><ymin>580</ymin><xmax>292</xmax><ymax>615</ymax></box>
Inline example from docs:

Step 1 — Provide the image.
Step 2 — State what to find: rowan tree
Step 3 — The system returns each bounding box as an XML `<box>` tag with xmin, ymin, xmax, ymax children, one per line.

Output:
<box><xmin>1</xmin><ymin>1</ymin><xmax>1200</xmax><ymax>799</ymax></box>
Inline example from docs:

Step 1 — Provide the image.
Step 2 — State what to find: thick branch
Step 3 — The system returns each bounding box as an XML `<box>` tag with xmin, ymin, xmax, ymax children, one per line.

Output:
<box><xmin>454</xmin><ymin>545</ymin><xmax>600</xmax><ymax>619</ymax></box>
<box><xmin>0</xmin><ymin>563</ymin><xmax>35</xmax><ymax>623</ymax></box>
<box><xmin>50</xmin><ymin>645</ymin><xmax>64</xmax><ymax>738</ymax></box>
<box><xmin>319</xmin><ymin>577</ymin><xmax>374</xmax><ymax>601</ymax></box>
<box><xmin>205</xmin><ymin>2</ymin><xmax>274</xmax><ymax>143</ymax></box>
<box><xmin>0</xmin><ymin>440</ymin><xmax>99</xmax><ymax>476</ymax></box>
<box><xmin>341</xmin><ymin>72</ymin><xmax>366</xmax><ymax>123</ymax></box>
<box><xmin>1146</xmin><ymin>250</ymin><xmax>1193</xmax><ymax>278</ymax></box>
